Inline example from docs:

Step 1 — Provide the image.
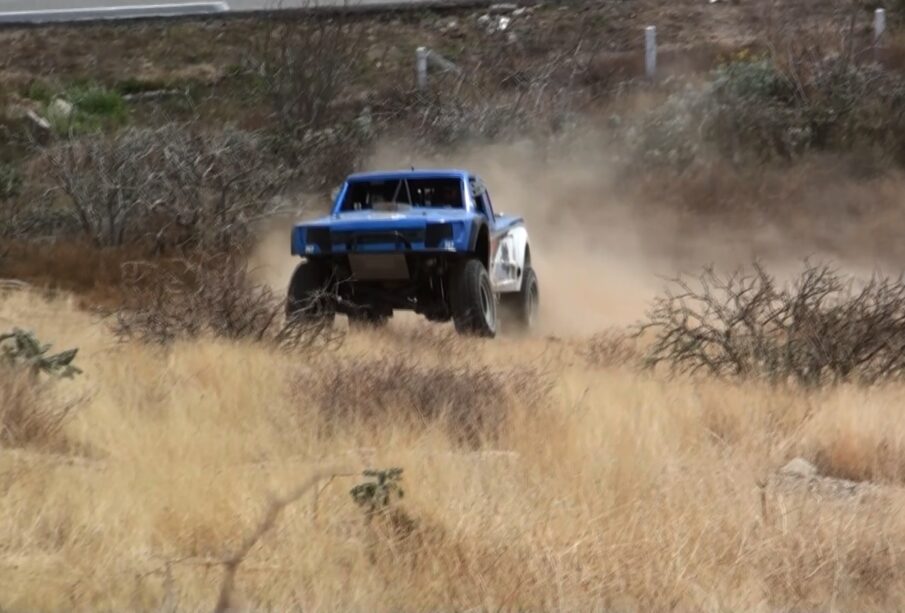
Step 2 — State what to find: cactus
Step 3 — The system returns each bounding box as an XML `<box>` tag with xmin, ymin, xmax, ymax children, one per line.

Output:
<box><xmin>0</xmin><ymin>328</ymin><xmax>82</xmax><ymax>379</ymax></box>
<box><xmin>350</xmin><ymin>468</ymin><xmax>405</xmax><ymax>519</ymax></box>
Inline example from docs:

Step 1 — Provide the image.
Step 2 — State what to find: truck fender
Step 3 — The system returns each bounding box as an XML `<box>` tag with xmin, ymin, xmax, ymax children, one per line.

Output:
<box><xmin>466</xmin><ymin>218</ymin><xmax>491</xmax><ymax>269</ymax></box>
<box><xmin>491</xmin><ymin>226</ymin><xmax>529</xmax><ymax>293</ymax></box>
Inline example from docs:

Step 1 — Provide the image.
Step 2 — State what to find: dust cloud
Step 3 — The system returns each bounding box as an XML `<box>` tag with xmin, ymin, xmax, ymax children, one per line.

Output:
<box><xmin>252</xmin><ymin>127</ymin><xmax>905</xmax><ymax>337</ymax></box>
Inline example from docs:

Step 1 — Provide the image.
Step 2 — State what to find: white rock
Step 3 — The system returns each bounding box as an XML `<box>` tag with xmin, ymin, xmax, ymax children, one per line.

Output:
<box><xmin>49</xmin><ymin>97</ymin><xmax>73</xmax><ymax>118</ymax></box>
<box><xmin>779</xmin><ymin>457</ymin><xmax>818</xmax><ymax>478</ymax></box>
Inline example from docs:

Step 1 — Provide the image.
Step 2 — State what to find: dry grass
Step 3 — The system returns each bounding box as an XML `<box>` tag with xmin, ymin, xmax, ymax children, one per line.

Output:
<box><xmin>3</xmin><ymin>290</ymin><xmax>905</xmax><ymax>611</ymax></box>
<box><xmin>0</xmin><ymin>367</ymin><xmax>76</xmax><ymax>450</ymax></box>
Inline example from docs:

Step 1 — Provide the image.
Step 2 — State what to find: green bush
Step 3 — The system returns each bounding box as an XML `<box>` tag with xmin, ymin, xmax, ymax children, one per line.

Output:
<box><xmin>70</xmin><ymin>86</ymin><xmax>126</xmax><ymax>118</ymax></box>
<box><xmin>24</xmin><ymin>79</ymin><xmax>54</xmax><ymax>104</ymax></box>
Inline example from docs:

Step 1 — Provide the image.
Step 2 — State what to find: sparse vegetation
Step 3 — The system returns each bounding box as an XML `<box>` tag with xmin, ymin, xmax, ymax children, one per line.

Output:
<box><xmin>3</xmin><ymin>290</ymin><xmax>905</xmax><ymax>610</ymax></box>
<box><xmin>5</xmin><ymin>2</ymin><xmax>905</xmax><ymax>611</ymax></box>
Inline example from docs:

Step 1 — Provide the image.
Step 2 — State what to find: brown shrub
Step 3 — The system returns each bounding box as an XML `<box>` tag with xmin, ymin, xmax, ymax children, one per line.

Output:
<box><xmin>0</xmin><ymin>240</ymin><xmax>157</xmax><ymax>308</ymax></box>
<box><xmin>302</xmin><ymin>357</ymin><xmax>551</xmax><ymax>447</ymax></box>
<box><xmin>39</xmin><ymin>125</ymin><xmax>291</xmax><ymax>252</ymax></box>
<box><xmin>642</xmin><ymin>262</ymin><xmax>905</xmax><ymax>385</ymax></box>
<box><xmin>111</xmin><ymin>256</ymin><xmax>341</xmax><ymax>350</ymax></box>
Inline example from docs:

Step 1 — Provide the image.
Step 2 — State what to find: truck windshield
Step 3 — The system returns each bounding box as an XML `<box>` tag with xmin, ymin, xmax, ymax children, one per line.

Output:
<box><xmin>340</xmin><ymin>178</ymin><xmax>463</xmax><ymax>211</ymax></box>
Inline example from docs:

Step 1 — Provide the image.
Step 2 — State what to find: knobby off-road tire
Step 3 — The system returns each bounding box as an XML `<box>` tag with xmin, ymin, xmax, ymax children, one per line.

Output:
<box><xmin>501</xmin><ymin>266</ymin><xmax>539</xmax><ymax>333</ymax></box>
<box><xmin>450</xmin><ymin>258</ymin><xmax>497</xmax><ymax>337</ymax></box>
<box><xmin>286</xmin><ymin>261</ymin><xmax>335</xmax><ymax>324</ymax></box>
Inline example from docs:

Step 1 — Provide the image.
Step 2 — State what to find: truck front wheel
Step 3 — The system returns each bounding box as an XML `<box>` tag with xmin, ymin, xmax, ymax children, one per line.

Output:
<box><xmin>450</xmin><ymin>259</ymin><xmax>497</xmax><ymax>337</ymax></box>
<box><xmin>286</xmin><ymin>261</ymin><xmax>335</xmax><ymax>324</ymax></box>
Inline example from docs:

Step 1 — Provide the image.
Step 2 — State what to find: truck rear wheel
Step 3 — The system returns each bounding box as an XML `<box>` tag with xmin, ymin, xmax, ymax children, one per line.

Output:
<box><xmin>286</xmin><ymin>261</ymin><xmax>335</xmax><ymax>324</ymax></box>
<box><xmin>450</xmin><ymin>259</ymin><xmax>497</xmax><ymax>337</ymax></box>
<box><xmin>501</xmin><ymin>266</ymin><xmax>539</xmax><ymax>333</ymax></box>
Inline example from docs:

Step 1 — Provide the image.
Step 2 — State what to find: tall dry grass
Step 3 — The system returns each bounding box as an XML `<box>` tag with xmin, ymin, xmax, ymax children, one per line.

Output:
<box><xmin>2</xmin><ymin>290</ymin><xmax>905</xmax><ymax>611</ymax></box>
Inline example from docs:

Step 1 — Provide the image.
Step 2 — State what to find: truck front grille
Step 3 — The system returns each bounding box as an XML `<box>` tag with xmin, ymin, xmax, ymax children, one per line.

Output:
<box><xmin>331</xmin><ymin>229</ymin><xmax>425</xmax><ymax>248</ymax></box>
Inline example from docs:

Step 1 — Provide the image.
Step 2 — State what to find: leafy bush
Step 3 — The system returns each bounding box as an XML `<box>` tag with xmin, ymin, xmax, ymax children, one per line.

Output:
<box><xmin>641</xmin><ymin>262</ymin><xmax>905</xmax><ymax>386</ymax></box>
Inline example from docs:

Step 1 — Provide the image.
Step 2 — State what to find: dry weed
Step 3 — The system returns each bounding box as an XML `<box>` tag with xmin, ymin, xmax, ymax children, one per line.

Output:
<box><xmin>303</xmin><ymin>356</ymin><xmax>551</xmax><ymax>447</ymax></box>
<box><xmin>0</xmin><ymin>367</ymin><xmax>78</xmax><ymax>450</ymax></box>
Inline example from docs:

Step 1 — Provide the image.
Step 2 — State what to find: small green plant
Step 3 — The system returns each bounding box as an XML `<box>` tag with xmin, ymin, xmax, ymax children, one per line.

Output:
<box><xmin>48</xmin><ymin>85</ymin><xmax>128</xmax><ymax>135</ymax></box>
<box><xmin>0</xmin><ymin>328</ymin><xmax>82</xmax><ymax>379</ymax></box>
<box><xmin>71</xmin><ymin>86</ymin><xmax>126</xmax><ymax>117</ymax></box>
<box><xmin>24</xmin><ymin>79</ymin><xmax>54</xmax><ymax>104</ymax></box>
<box><xmin>350</xmin><ymin>468</ymin><xmax>405</xmax><ymax>520</ymax></box>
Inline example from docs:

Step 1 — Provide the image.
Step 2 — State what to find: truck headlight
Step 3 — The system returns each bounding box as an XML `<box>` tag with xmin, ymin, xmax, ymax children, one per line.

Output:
<box><xmin>305</xmin><ymin>244</ymin><xmax>316</xmax><ymax>254</ymax></box>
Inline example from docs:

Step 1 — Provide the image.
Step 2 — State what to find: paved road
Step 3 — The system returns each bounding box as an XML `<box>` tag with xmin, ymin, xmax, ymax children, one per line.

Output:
<box><xmin>0</xmin><ymin>0</ymin><xmax>445</xmax><ymax>21</ymax></box>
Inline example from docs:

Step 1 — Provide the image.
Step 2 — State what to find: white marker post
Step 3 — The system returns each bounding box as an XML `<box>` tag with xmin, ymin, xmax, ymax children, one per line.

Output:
<box><xmin>875</xmin><ymin>8</ymin><xmax>887</xmax><ymax>44</ymax></box>
<box><xmin>645</xmin><ymin>26</ymin><xmax>657</xmax><ymax>80</ymax></box>
<box><xmin>416</xmin><ymin>46</ymin><xmax>429</xmax><ymax>91</ymax></box>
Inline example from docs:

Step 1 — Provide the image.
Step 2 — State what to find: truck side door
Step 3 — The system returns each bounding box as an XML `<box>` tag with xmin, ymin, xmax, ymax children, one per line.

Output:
<box><xmin>471</xmin><ymin>178</ymin><xmax>521</xmax><ymax>290</ymax></box>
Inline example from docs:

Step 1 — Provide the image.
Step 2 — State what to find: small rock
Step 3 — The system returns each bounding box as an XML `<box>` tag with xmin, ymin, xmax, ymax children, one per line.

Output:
<box><xmin>497</xmin><ymin>16</ymin><xmax>512</xmax><ymax>31</ymax></box>
<box><xmin>49</xmin><ymin>97</ymin><xmax>73</xmax><ymax>118</ymax></box>
<box><xmin>25</xmin><ymin>110</ymin><xmax>51</xmax><ymax>132</ymax></box>
<box><xmin>512</xmin><ymin>7</ymin><xmax>527</xmax><ymax>16</ymax></box>
<box><xmin>477</xmin><ymin>13</ymin><xmax>491</xmax><ymax>25</ymax></box>
<box><xmin>779</xmin><ymin>457</ymin><xmax>818</xmax><ymax>479</ymax></box>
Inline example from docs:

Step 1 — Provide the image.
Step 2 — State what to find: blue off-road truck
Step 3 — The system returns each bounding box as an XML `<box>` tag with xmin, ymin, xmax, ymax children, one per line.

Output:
<box><xmin>287</xmin><ymin>169</ymin><xmax>538</xmax><ymax>337</ymax></box>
